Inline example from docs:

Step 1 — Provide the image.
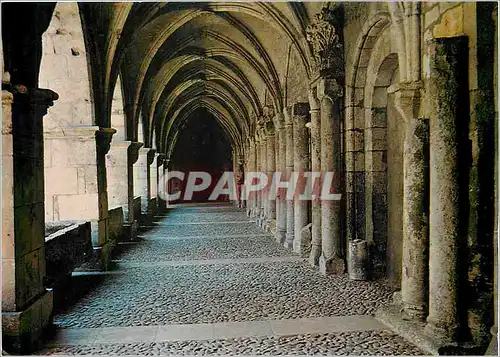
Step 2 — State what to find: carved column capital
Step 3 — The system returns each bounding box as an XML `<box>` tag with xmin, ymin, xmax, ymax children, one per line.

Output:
<box><xmin>306</xmin><ymin>5</ymin><xmax>344</xmax><ymax>79</ymax></box>
<box><xmin>265</xmin><ymin>120</ymin><xmax>275</xmax><ymax>137</ymax></box>
<box><xmin>308</xmin><ymin>88</ymin><xmax>320</xmax><ymax>111</ymax></box>
<box><xmin>157</xmin><ymin>153</ymin><xmax>166</xmax><ymax>166</ymax></box>
<box><xmin>257</xmin><ymin>125</ymin><xmax>267</xmax><ymax>142</ymax></box>
<box><xmin>283</xmin><ymin>106</ymin><xmax>293</xmax><ymax>126</ymax></box>
<box><xmin>7</xmin><ymin>85</ymin><xmax>59</xmax><ymax>117</ymax></box>
<box><xmin>127</xmin><ymin>141</ymin><xmax>144</xmax><ymax>165</ymax></box>
<box><xmin>388</xmin><ymin>81</ymin><xmax>424</xmax><ymax>122</ymax></box>
<box><xmin>292</xmin><ymin>102</ymin><xmax>310</xmax><ymax>127</ymax></box>
<box><xmin>96</xmin><ymin>127</ymin><xmax>117</xmax><ymax>156</ymax></box>
<box><xmin>316</xmin><ymin>77</ymin><xmax>343</xmax><ymax>102</ymax></box>
<box><xmin>147</xmin><ymin>148</ymin><xmax>157</xmax><ymax>165</ymax></box>
<box><xmin>273</xmin><ymin>113</ymin><xmax>285</xmax><ymax>130</ymax></box>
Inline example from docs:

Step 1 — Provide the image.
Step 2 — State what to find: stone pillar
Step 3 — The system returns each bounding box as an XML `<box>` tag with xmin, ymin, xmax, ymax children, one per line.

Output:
<box><xmin>157</xmin><ymin>153</ymin><xmax>166</xmax><ymax>212</ymax></box>
<box><xmin>258</xmin><ymin>126</ymin><xmax>268</xmax><ymax>227</ymax></box>
<box><xmin>106</xmin><ymin>141</ymin><xmax>132</xmax><ymax>220</ymax></box>
<box><xmin>2</xmin><ymin>85</ymin><xmax>58</xmax><ymax>353</ymax></box>
<box><xmin>134</xmin><ymin>148</ymin><xmax>155</xmax><ymax>223</ymax></box>
<box><xmin>163</xmin><ymin>158</ymin><xmax>171</xmax><ymax>207</ymax></box>
<box><xmin>293</xmin><ymin>102</ymin><xmax>311</xmax><ymax>256</ymax></box>
<box><xmin>390</xmin><ymin>82</ymin><xmax>429</xmax><ymax>320</ymax></box>
<box><xmin>44</xmin><ymin>124</ymin><xmax>115</xmax><ymax>268</ymax></box>
<box><xmin>254</xmin><ymin>133</ymin><xmax>261</xmax><ymax>220</ymax></box>
<box><xmin>424</xmin><ymin>36</ymin><xmax>469</xmax><ymax>344</ymax></box>
<box><xmin>149</xmin><ymin>152</ymin><xmax>159</xmax><ymax>214</ymax></box>
<box><xmin>317</xmin><ymin>78</ymin><xmax>345</xmax><ymax>275</ymax></box>
<box><xmin>308</xmin><ymin>89</ymin><xmax>322</xmax><ymax>266</ymax></box>
<box><xmin>238</xmin><ymin>154</ymin><xmax>246</xmax><ymax>209</ymax></box>
<box><xmin>246</xmin><ymin>138</ymin><xmax>256</xmax><ymax>217</ymax></box>
<box><xmin>273</xmin><ymin>113</ymin><xmax>287</xmax><ymax>243</ymax></box>
<box><xmin>232</xmin><ymin>150</ymin><xmax>239</xmax><ymax>207</ymax></box>
<box><xmin>283</xmin><ymin>106</ymin><xmax>295</xmax><ymax>248</ymax></box>
<box><xmin>266</xmin><ymin>121</ymin><xmax>276</xmax><ymax>232</ymax></box>
<box><xmin>126</xmin><ymin>142</ymin><xmax>142</xmax><ymax>239</ymax></box>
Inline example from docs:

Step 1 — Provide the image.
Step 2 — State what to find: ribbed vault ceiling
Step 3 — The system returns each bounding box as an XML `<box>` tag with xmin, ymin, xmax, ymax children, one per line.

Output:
<box><xmin>79</xmin><ymin>1</ymin><xmax>325</xmax><ymax>154</ymax></box>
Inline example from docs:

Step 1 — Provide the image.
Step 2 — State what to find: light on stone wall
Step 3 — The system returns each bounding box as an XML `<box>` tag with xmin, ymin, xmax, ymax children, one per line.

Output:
<box><xmin>305</xmin><ymin>121</ymin><xmax>312</xmax><ymax>129</ymax></box>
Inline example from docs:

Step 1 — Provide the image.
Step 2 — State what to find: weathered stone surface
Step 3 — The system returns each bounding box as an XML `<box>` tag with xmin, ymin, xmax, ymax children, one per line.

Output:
<box><xmin>45</xmin><ymin>221</ymin><xmax>93</xmax><ymax>286</ymax></box>
<box><xmin>36</xmin><ymin>330</ymin><xmax>424</xmax><ymax>355</ymax></box>
<box><xmin>425</xmin><ymin>36</ymin><xmax>469</xmax><ymax>344</ymax></box>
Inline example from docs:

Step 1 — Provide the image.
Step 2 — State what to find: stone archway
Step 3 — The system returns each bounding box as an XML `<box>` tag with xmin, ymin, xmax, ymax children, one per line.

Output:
<box><xmin>345</xmin><ymin>12</ymin><xmax>404</xmax><ymax>285</ymax></box>
<box><xmin>364</xmin><ymin>49</ymin><xmax>402</xmax><ymax>285</ymax></box>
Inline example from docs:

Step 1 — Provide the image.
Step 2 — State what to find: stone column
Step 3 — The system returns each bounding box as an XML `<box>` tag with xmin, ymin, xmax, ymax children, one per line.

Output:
<box><xmin>157</xmin><ymin>153</ymin><xmax>166</xmax><ymax>212</ymax></box>
<box><xmin>246</xmin><ymin>138</ymin><xmax>256</xmax><ymax>217</ymax></box>
<box><xmin>259</xmin><ymin>126</ymin><xmax>268</xmax><ymax>227</ymax></box>
<box><xmin>238</xmin><ymin>153</ymin><xmax>246</xmax><ymax>209</ymax></box>
<box><xmin>308</xmin><ymin>89</ymin><xmax>322</xmax><ymax>266</ymax></box>
<box><xmin>293</xmin><ymin>102</ymin><xmax>311</xmax><ymax>256</ymax></box>
<box><xmin>2</xmin><ymin>85</ymin><xmax>58</xmax><ymax>353</ymax></box>
<box><xmin>283</xmin><ymin>106</ymin><xmax>295</xmax><ymax>249</ymax></box>
<box><xmin>254</xmin><ymin>133</ymin><xmax>262</xmax><ymax>220</ymax></box>
<box><xmin>149</xmin><ymin>152</ymin><xmax>159</xmax><ymax>214</ymax></box>
<box><xmin>106</xmin><ymin>141</ymin><xmax>133</xmax><ymax>220</ymax></box>
<box><xmin>232</xmin><ymin>150</ymin><xmax>239</xmax><ymax>207</ymax></box>
<box><xmin>134</xmin><ymin>148</ymin><xmax>155</xmax><ymax>223</ymax></box>
<box><xmin>266</xmin><ymin>121</ymin><xmax>276</xmax><ymax>232</ymax></box>
<box><xmin>424</xmin><ymin>36</ymin><xmax>469</xmax><ymax>344</ymax></box>
<box><xmin>317</xmin><ymin>78</ymin><xmax>345</xmax><ymax>275</ymax></box>
<box><xmin>389</xmin><ymin>82</ymin><xmax>430</xmax><ymax>320</ymax></box>
<box><xmin>273</xmin><ymin>113</ymin><xmax>287</xmax><ymax>243</ymax></box>
<box><xmin>126</xmin><ymin>142</ymin><xmax>143</xmax><ymax>239</ymax></box>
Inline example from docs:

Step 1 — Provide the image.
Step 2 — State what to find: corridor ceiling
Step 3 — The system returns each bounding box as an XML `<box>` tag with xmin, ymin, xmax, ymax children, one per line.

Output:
<box><xmin>79</xmin><ymin>2</ymin><xmax>324</xmax><ymax>154</ymax></box>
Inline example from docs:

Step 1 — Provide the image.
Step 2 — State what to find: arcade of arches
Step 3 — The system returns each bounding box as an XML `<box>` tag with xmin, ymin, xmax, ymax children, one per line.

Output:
<box><xmin>1</xmin><ymin>2</ymin><xmax>498</xmax><ymax>355</ymax></box>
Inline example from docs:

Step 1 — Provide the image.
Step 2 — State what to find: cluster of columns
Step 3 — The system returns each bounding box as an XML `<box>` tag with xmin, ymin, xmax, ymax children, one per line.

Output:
<box><xmin>386</xmin><ymin>36</ymin><xmax>478</xmax><ymax>348</ymax></box>
<box><xmin>241</xmin><ymin>78</ymin><xmax>347</xmax><ymax>276</ymax></box>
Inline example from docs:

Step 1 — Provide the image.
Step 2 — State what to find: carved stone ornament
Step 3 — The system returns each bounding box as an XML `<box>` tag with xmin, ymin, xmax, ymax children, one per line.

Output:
<box><xmin>306</xmin><ymin>6</ymin><xmax>344</xmax><ymax>78</ymax></box>
<box><xmin>127</xmin><ymin>142</ymin><xmax>144</xmax><ymax>165</ymax></box>
<box><xmin>96</xmin><ymin>127</ymin><xmax>117</xmax><ymax>156</ymax></box>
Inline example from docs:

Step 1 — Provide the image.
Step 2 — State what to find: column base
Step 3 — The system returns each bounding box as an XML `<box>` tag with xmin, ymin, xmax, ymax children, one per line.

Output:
<box><xmin>318</xmin><ymin>254</ymin><xmax>345</xmax><ymax>275</ymax></box>
<box><xmin>376</xmin><ymin>301</ymin><xmax>483</xmax><ymax>355</ymax></box>
<box><xmin>259</xmin><ymin>215</ymin><xmax>267</xmax><ymax>229</ymax></box>
<box><xmin>275</xmin><ymin>229</ymin><xmax>286</xmax><ymax>244</ymax></box>
<box><xmin>309</xmin><ymin>245</ymin><xmax>321</xmax><ymax>267</ymax></box>
<box><xmin>486</xmin><ymin>326</ymin><xmax>498</xmax><ymax>356</ymax></box>
<box><xmin>2</xmin><ymin>289</ymin><xmax>53</xmax><ymax>354</ymax></box>
<box><xmin>293</xmin><ymin>223</ymin><xmax>312</xmax><ymax>257</ymax></box>
<box><xmin>424</xmin><ymin>319</ymin><xmax>460</xmax><ymax>346</ymax></box>
<box><xmin>266</xmin><ymin>219</ymin><xmax>276</xmax><ymax>234</ymax></box>
<box><xmin>284</xmin><ymin>233</ymin><xmax>294</xmax><ymax>249</ymax></box>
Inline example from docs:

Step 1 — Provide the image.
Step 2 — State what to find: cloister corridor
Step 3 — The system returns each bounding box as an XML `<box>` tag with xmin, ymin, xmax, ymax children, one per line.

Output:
<box><xmin>1</xmin><ymin>1</ymin><xmax>498</xmax><ymax>355</ymax></box>
<box><xmin>36</xmin><ymin>203</ymin><xmax>423</xmax><ymax>355</ymax></box>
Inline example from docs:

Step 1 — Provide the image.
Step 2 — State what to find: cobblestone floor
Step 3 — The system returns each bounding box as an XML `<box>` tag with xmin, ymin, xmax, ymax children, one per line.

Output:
<box><xmin>37</xmin><ymin>203</ymin><xmax>424</xmax><ymax>355</ymax></box>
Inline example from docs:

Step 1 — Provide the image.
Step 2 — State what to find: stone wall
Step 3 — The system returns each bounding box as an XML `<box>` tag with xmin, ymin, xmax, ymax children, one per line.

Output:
<box><xmin>45</xmin><ymin>221</ymin><xmax>93</xmax><ymax>286</ymax></box>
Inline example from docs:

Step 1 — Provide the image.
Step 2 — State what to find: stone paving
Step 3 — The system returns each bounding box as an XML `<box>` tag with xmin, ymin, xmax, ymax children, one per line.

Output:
<box><xmin>37</xmin><ymin>203</ymin><xmax>424</xmax><ymax>355</ymax></box>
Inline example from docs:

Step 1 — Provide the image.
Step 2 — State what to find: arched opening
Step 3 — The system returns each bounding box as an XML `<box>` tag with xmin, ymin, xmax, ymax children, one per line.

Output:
<box><xmin>365</xmin><ymin>52</ymin><xmax>402</xmax><ymax>286</ymax></box>
<box><xmin>346</xmin><ymin>14</ymin><xmax>404</xmax><ymax>286</ymax></box>
<box><xmin>40</xmin><ymin>2</ymin><xmax>95</xmax><ymax>224</ymax></box>
<box><xmin>169</xmin><ymin>108</ymin><xmax>232</xmax><ymax>203</ymax></box>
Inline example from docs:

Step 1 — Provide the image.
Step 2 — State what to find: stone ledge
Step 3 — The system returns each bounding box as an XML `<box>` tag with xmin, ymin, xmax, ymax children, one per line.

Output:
<box><xmin>375</xmin><ymin>303</ymin><xmax>484</xmax><ymax>355</ymax></box>
<box><xmin>45</xmin><ymin>221</ymin><xmax>93</xmax><ymax>286</ymax></box>
<box><xmin>2</xmin><ymin>289</ymin><xmax>53</xmax><ymax>354</ymax></box>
